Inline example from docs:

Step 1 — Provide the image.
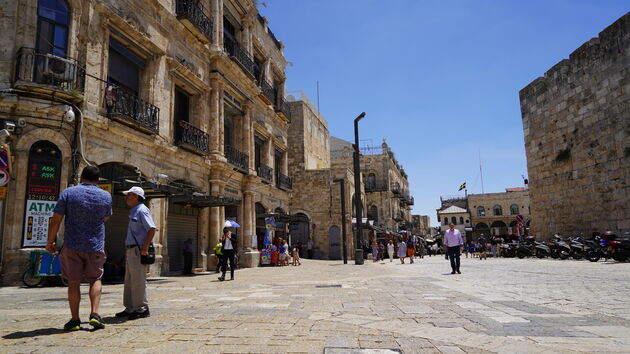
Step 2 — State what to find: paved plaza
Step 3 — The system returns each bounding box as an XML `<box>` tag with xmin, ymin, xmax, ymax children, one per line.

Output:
<box><xmin>1</xmin><ymin>256</ymin><xmax>630</xmax><ymax>353</ymax></box>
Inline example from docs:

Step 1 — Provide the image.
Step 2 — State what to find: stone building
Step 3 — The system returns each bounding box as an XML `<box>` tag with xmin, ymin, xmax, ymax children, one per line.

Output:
<box><xmin>287</xmin><ymin>92</ymin><xmax>357</xmax><ymax>260</ymax></box>
<box><xmin>330</xmin><ymin>139</ymin><xmax>414</xmax><ymax>237</ymax></box>
<box><xmin>436</xmin><ymin>204</ymin><xmax>470</xmax><ymax>237</ymax></box>
<box><xmin>520</xmin><ymin>12</ymin><xmax>630</xmax><ymax>239</ymax></box>
<box><xmin>467</xmin><ymin>188</ymin><xmax>531</xmax><ymax>239</ymax></box>
<box><xmin>411</xmin><ymin>214</ymin><xmax>431</xmax><ymax>236</ymax></box>
<box><xmin>0</xmin><ymin>0</ymin><xmax>293</xmax><ymax>283</ymax></box>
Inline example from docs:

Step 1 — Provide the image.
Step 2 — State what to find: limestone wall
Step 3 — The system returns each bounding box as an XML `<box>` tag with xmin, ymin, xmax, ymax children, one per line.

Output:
<box><xmin>519</xmin><ymin>12</ymin><xmax>630</xmax><ymax>238</ymax></box>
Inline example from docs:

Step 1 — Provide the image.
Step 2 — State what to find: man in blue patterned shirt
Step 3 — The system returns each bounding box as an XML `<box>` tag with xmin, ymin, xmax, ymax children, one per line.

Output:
<box><xmin>46</xmin><ymin>166</ymin><xmax>112</xmax><ymax>331</ymax></box>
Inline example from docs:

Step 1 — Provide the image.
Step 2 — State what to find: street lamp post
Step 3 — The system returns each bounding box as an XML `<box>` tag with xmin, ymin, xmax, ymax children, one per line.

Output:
<box><xmin>333</xmin><ymin>179</ymin><xmax>348</xmax><ymax>264</ymax></box>
<box><xmin>353</xmin><ymin>112</ymin><xmax>366</xmax><ymax>265</ymax></box>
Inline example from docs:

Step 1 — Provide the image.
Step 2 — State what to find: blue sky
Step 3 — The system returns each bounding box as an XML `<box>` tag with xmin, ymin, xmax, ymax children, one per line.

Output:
<box><xmin>259</xmin><ymin>1</ymin><xmax>629</xmax><ymax>225</ymax></box>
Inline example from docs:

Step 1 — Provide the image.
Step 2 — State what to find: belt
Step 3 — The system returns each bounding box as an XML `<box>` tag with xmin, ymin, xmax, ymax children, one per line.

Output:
<box><xmin>126</xmin><ymin>245</ymin><xmax>138</xmax><ymax>249</ymax></box>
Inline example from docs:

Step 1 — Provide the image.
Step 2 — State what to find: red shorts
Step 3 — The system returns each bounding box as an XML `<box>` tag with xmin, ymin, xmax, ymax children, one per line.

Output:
<box><xmin>60</xmin><ymin>247</ymin><xmax>106</xmax><ymax>282</ymax></box>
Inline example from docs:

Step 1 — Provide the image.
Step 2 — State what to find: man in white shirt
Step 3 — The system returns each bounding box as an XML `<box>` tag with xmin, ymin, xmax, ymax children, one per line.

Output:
<box><xmin>218</xmin><ymin>228</ymin><xmax>237</xmax><ymax>281</ymax></box>
<box><xmin>443</xmin><ymin>223</ymin><xmax>464</xmax><ymax>274</ymax></box>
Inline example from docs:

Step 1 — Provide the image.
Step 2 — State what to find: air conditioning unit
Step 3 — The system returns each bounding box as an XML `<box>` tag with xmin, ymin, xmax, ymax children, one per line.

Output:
<box><xmin>43</xmin><ymin>54</ymin><xmax>76</xmax><ymax>82</ymax></box>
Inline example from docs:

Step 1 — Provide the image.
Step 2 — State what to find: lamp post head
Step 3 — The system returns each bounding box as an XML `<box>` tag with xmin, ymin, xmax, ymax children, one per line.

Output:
<box><xmin>355</xmin><ymin>112</ymin><xmax>366</xmax><ymax>122</ymax></box>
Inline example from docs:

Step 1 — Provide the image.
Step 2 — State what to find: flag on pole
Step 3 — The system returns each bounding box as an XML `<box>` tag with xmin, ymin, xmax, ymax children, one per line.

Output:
<box><xmin>458</xmin><ymin>182</ymin><xmax>466</xmax><ymax>191</ymax></box>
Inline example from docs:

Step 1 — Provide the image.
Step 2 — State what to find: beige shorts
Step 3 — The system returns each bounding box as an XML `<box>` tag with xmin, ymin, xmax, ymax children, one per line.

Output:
<box><xmin>60</xmin><ymin>247</ymin><xmax>106</xmax><ymax>282</ymax></box>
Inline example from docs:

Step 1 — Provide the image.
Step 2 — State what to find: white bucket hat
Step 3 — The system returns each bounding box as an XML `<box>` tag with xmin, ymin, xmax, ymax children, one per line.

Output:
<box><xmin>122</xmin><ymin>186</ymin><xmax>145</xmax><ymax>199</ymax></box>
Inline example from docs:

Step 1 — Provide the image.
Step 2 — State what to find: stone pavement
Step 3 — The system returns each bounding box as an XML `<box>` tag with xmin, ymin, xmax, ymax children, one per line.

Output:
<box><xmin>1</xmin><ymin>256</ymin><xmax>630</xmax><ymax>353</ymax></box>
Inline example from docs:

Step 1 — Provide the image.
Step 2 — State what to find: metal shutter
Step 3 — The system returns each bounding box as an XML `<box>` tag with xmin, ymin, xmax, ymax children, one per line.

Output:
<box><xmin>167</xmin><ymin>204</ymin><xmax>198</xmax><ymax>273</ymax></box>
<box><xmin>104</xmin><ymin>196</ymin><xmax>129</xmax><ymax>263</ymax></box>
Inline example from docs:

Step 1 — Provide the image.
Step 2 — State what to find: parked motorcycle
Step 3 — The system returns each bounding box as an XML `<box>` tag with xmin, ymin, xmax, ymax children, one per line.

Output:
<box><xmin>568</xmin><ymin>237</ymin><xmax>585</xmax><ymax>260</ymax></box>
<box><xmin>548</xmin><ymin>234</ymin><xmax>571</xmax><ymax>260</ymax></box>
<box><xmin>603</xmin><ymin>231</ymin><xmax>630</xmax><ymax>262</ymax></box>
<box><xmin>584</xmin><ymin>236</ymin><xmax>610</xmax><ymax>262</ymax></box>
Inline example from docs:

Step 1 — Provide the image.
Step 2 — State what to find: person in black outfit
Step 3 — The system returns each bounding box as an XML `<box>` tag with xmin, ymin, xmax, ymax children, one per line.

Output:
<box><xmin>218</xmin><ymin>228</ymin><xmax>237</xmax><ymax>281</ymax></box>
<box><xmin>183</xmin><ymin>238</ymin><xmax>193</xmax><ymax>275</ymax></box>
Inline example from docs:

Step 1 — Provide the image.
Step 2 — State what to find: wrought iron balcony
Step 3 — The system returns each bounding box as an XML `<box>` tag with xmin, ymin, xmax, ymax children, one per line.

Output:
<box><xmin>105</xmin><ymin>85</ymin><xmax>159</xmax><ymax>134</ymax></box>
<box><xmin>256</xmin><ymin>164</ymin><xmax>273</xmax><ymax>183</ymax></box>
<box><xmin>223</xmin><ymin>36</ymin><xmax>254</xmax><ymax>78</ymax></box>
<box><xmin>275</xmin><ymin>97</ymin><xmax>291</xmax><ymax>120</ymax></box>
<box><xmin>258</xmin><ymin>78</ymin><xmax>275</xmax><ymax>104</ymax></box>
<box><xmin>176</xmin><ymin>0</ymin><xmax>214</xmax><ymax>43</ymax></box>
<box><xmin>225</xmin><ymin>145</ymin><xmax>249</xmax><ymax>173</ymax></box>
<box><xmin>176</xmin><ymin>120</ymin><xmax>209</xmax><ymax>155</ymax></box>
<box><xmin>365</xmin><ymin>181</ymin><xmax>388</xmax><ymax>192</ymax></box>
<box><xmin>406</xmin><ymin>196</ymin><xmax>415</xmax><ymax>205</ymax></box>
<box><xmin>13</xmin><ymin>47</ymin><xmax>85</xmax><ymax>101</ymax></box>
<box><xmin>276</xmin><ymin>172</ymin><xmax>292</xmax><ymax>191</ymax></box>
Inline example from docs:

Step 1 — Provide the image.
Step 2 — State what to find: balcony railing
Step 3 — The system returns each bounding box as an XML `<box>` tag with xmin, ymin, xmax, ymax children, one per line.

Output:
<box><xmin>223</xmin><ymin>36</ymin><xmax>254</xmax><ymax>78</ymax></box>
<box><xmin>365</xmin><ymin>181</ymin><xmax>388</xmax><ymax>192</ymax></box>
<box><xmin>105</xmin><ymin>85</ymin><xmax>159</xmax><ymax>134</ymax></box>
<box><xmin>258</xmin><ymin>78</ymin><xmax>275</xmax><ymax>104</ymax></box>
<box><xmin>13</xmin><ymin>47</ymin><xmax>85</xmax><ymax>100</ymax></box>
<box><xmin>176</xmin><ymin>120</ymin><xmax>209</xmax><ymax>155</ymax></box>
<box><xmin>406</xmin><ymin>196</ymin><xmax>415</xmax><ymax>205</ymax></box>
<box><xmin>275</xmin><ymin>97</ymin><xmax>291</xmax><ymax>120</ymax></box>
<box><xmin>225</xmin><ymin>145</ymin><xmax>249</xmax><ymax>172</ymax></box>
<box><xmin>276</xmin><ymin>172</ymin><xmax>292</xmax><ymax>191</ymax></box>
<box><xmin>256</xmin><ymin>164</ymin><xmax>273</xmax><ymax>183</ymax></box>
<box><xmin>176</xmin><ymin>0</ymin><xmax>214</xmax><ymax>43</ymax></box>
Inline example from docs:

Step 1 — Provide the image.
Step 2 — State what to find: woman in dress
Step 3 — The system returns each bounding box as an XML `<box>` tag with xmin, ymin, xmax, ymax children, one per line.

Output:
<box><xmin>387</xmin><ymin>240</ymin><xmax>395</xmax><ymax>262</ymax></box>
<box><xmin>406</xmin><ymin>239</ymin><xmax>415</xmax><ymax>264</ymax></box>
<box><xmin>397</xmin><ymin>239</ymin><xmax>407</xmax><ymax>264</ymax></box>
<box><xmin>371</xmin><ymin>241</ymin><xmax>379</xmax><ymax>262</ymax></box>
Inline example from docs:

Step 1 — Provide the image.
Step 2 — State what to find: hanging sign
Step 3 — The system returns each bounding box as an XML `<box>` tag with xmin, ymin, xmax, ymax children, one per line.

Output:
<box><xmin>22</xmin><ymin>142</ymin><xmax>62</xmax><ymax>248</ymax></box>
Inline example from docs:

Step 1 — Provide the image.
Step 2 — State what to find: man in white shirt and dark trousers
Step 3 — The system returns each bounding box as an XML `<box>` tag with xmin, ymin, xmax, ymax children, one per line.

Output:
<box><xmin>218</xmin><ymin>228</ymin><xmax>237</xmax><ymax>281</ymax></box>
<box><xmin>443</xmin><ymin>223</ymin><xmax>464</xmax><ymax>274</ymax></box>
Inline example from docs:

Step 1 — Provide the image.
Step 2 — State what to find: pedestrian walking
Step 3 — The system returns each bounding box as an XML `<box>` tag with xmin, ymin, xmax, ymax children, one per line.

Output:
<box><xmin>491</xmin><ymin>237</ymin><xmax>497</xmax><ymax>258</ymax></box>
<box><xmin>463</xmin><ymin>242</ymin><xmax>469</xmax><ymax>258</ymax></box>
<box><xmin>214</xmin><ymin>240</ymin><xmax>223</xmax><ymax>273</ymax></box>
<box><xmin>406</xmin><ymin>239</ymin><xmax>415</xmax><ymax>263</ymax></box>
<box><xmin>218</xmin><ymin>227</ymin><xmax>237</xmax><ymax>280</ymax></box>
<box><xmin>183</xmin><ymin>238</ymin><xmax>193</xmax><ymax>275</ymax></box>
<box><xmin>46</xmin><ymin>166</ymin><xmax>112</xmax><ymax>331</ymax></box>
<box><xmin>378</xmin><ymin>242</ymin><xmax>385</xmax><ymax>262</ymax></box>
<box><xmin>371</xmin><ymin>241</ymin><xmax>379</xmax><ymax>262</ymax></box>
<box><xmin>292</xmin><ymin>242</ymin><xmax>301</xmax><ymax>266</ymax></box>
<box><xmin>115</xmin><ymin>186</ymin><xmax>156</xmax><ymax>320</ymax></box>
<box><xmin>478</xmin><ymin>235</ymin><xmax>488</xmax><ymax>260</ymax></box>
<box><xmin>418</xmin><ymin>240</ymin><xmax>425</xmax><ymax>259</ymax></box>
<box><xmin>444</xmin><ymin>223</ymin><xmax>463</xmax><ymax>274</ymax></box>
<box><xmin>387</xmin><ymin>240</ymin><xmax>395</xmax><ymax>262</ymax></box>
<box><xmin>397</xmin><ymin>239</ymin><xmax>407</xmax><ymax>264</ymax></box>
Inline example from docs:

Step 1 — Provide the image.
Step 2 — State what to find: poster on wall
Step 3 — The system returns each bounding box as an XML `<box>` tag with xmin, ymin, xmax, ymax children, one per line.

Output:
<box><xmin>22</xmin><ymin>141</ymin><xmax>62</xmax><ymax>248</ymax></box>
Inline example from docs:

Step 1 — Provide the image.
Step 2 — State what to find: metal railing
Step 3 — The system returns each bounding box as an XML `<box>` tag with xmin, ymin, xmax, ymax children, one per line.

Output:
<box><xmin>176</xmin><ymin>0</ymin><xmax>214</xmax><ymax>41</ymax></box>
<box><xmin>256</xmin><ymin>164</ymin><xmax>273</xmax><ymax>183</ymax></box>
<box><xmin>365</xmin><ymin>181</ymin><xmax>388</xmax><ymax>192</ymax></box>
<box><xmin>105</xmin><ymin>85</ymin><xmax>159</xmax><ymax>134</ymax></box>
<box><xmin>275</xmin><ymin>97</ymin><xmax>291</xmax><ymax>120</ymax></box>
<box><xmin>176</xmin><ymin>120</ymin><xmax>209</xmax><ymax>155</ymax></box>
<box><xmin>391</xmin><ymin>185</ymin><xmax>402</xmax><ymax>195</ymax></box>
<box><xmin>14</xmin><ymin>47</ymin><xmax>85</xmax><ymax>95</ymax></box>
<box><xmin>258</xmin><ymin>78</ymin><xmax>275</xmax><ymax>104</ymax></box>
<box><xmin>223</xmin><ymin>36</ymin><xmax>254</xmax><ymax>78</ymax></box>
<box><xmin>276</xmin><ymin>172</ymin><xmax>292</xmax><ymax>190</ymax></box>
<box><xmin>225</xmin><ymin>145</ymin><xmax>249</xmax><ymax>172</ymax></box>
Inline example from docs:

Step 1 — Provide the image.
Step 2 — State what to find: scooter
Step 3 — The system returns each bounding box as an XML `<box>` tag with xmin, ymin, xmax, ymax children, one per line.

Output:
<box><xmin>584</xmin><ymin>236</ymin><xmax>610</xmax><ymax>262</ymax></box>
<box><xmin>549</xmin><ymin>234</ymin><xmax>571</xmax><ymax>260</ymax></box>
<box><xmin>568</xmin><ymin>237</ymin><xmax>585</xmax><ymax>260</ymax></box>
<box><xmin>606</xmin><ymin>232</ymin><xmax>630</xmax><ymax>262</ymax></box>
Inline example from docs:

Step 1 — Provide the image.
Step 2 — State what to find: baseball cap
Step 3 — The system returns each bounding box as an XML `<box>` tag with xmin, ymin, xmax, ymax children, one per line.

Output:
<box><xmin>122</xmin><ymin>186</ymin><xmax>145</xmax><ymax>198</ymax></box>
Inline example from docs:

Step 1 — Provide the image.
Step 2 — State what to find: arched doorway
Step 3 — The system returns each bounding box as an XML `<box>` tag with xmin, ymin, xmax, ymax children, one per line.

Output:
<box><xmin>490</xmin><ymin>220</ymin><xmax>508</xmax><ymax>236</ymax></box>
<box><xmin>289</xmin><ymin>212</ymin><xmax>310</xmax><ymax>256</ymax></box>
<box><xmin>328</xmin><ymin>226</ymin><xmax>341</xmax><ymax>260</ymax></box>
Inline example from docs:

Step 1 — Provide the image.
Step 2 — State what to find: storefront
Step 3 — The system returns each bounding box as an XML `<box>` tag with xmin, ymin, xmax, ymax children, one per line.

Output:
<box><xmin>167</xmin><ymin>203</ymin><xmax>198</xmax><ymax>273</ymax></box>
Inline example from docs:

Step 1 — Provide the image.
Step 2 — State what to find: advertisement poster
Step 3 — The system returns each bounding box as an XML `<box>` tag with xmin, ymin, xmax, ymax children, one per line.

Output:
<box><xmin>22</xmin><ymin>141</ymin><xmax>62</xmax><ymax>248</ymax></box>
<box><xmin>23</xmin><ymin>200</ymin><xmax>56</xmax><ymax>247</ymax></box>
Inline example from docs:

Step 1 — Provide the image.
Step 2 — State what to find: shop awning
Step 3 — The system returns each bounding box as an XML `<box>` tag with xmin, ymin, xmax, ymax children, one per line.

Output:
<box><xmin>171</xmin><ymin>194</ymin><xmax>241</xmax><ymax>208</ymax></box>
<box><xmin>260</xmin><ymin>213</ymin><xmax>310</xmax><ymax>223</ymax></box>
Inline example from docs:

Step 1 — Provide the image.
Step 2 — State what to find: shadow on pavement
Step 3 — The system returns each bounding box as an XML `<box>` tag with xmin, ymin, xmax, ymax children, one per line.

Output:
<box><xmin>102</xmin><ymin>316</ymin><xmax>127</xmax><ymax>325</ymax></box>
<box><xmin>3</xmin><ymin>328</ymin><xmax>66</xmax><ymax>339</ymax></box>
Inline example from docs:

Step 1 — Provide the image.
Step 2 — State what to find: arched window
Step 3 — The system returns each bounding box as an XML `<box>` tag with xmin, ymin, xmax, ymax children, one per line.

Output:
<box><xmin>367</xmin><ymin>205</ymin><xmax>378</xmax><ymax>222</ymax></box>
<box><xmin>451</xmin><ymin>216</ymin><xmax>457</xmax><ymax>225</ymax></box>
<box><xmin>477</xmin><ymin>206</ymin><xmax>485</xmax><ymax>217</ymax></box>
<box><xmin>493</xmin><ymin>205</ymin><xmax>503</xmax><ymax>216</ymax></box>
<box><xmin>443</xmin><ymin>217</ymin><xmax>448</xmax><ymax>225</ymax></box>
<box><xmin>37</xmin><ymin>0</ymin><xmax>70</xmax><ymax>57</ymax></box>
<box><xmin>510</xmin><ymin>204</ymin><xmax>519</xmax><ymax>215</ymax></box>
<box><xmin>366</xmin><ymin>173</ymin><xmax>376</xmax><ymax>189</ymax></box>
<box><xmin>459</xmin><ymin>217</ymin><xmax>464</xmax><ymax>225</ymax></box>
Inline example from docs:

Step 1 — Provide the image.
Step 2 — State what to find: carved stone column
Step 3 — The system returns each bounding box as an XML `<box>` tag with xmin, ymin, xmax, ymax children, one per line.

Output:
<box><xmin>211</xmin><ymin>0</ymin><xmax>223</xmax><ymax>52</ymax></box>
<box><xmin>209</xmin><ymin>78</ymin><xmax>222</xmax><ymax>155</ymax></box>
<box><xmin>243</xmin><ymin>104</ymin><xmax>254</xmax><ymax>172</ymax></box>
<box><xmin>239</xmin><ymin>180</ymin><xmax>259</xmax><ymax>268</ymax></box>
